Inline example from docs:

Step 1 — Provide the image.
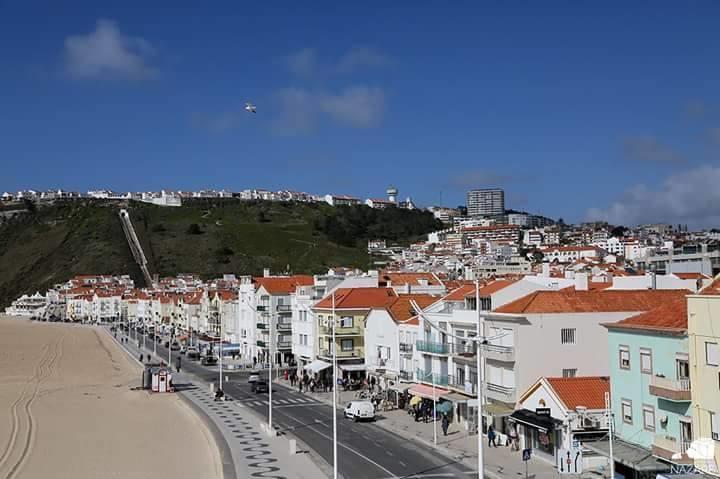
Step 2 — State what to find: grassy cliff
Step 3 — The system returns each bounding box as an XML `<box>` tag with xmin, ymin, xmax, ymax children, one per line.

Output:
<box><xmin>0</xmin><ymin>199</ymin><xmax>442</xmax><ymax>306</ymax></box>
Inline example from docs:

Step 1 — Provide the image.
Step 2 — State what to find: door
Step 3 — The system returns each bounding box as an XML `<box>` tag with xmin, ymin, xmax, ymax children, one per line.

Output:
<box><xmin>676</xmin><ymin>359</ymin><xmax>690</xmax><ymax>380</ymax></box>
<box><xmin>680</xmin><ymin>420</ymin><xmax>693</xmax><ymax>449</ymax></box>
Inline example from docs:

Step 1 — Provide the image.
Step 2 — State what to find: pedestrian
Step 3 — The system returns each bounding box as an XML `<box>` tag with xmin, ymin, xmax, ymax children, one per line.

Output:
<box><xmin>488</xmin><ymin>425</ymin><xmax>496</xmax><ymax>447</ymax></box>
<box><xmin>370</xmin><ymin>376</ymin><xmax>376</xmax><ymax>392</ymax></box>
<box><xmin>508</xmin><ymin>426</ymin><xmax>518</xmax><ymax>451</ymax></box>
<box><xmin>441</xmin><ymin>414</ymin><xmax>449</xmax><ymax>436</ymax></box>
<box><xmin>298</xmin><ymin>380</ymin><xmax>303</xmax><ymax>393</ymax></box>
<box><xmin>139</xmin><ymin>353</ymin><xmax>144</xmax><ymax>363</ymax></box>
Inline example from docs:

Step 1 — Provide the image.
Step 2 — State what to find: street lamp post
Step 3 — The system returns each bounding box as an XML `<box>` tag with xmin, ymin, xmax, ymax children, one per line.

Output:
<box><xmin>475</xmin><ymin>280</ymin><xmax>485</xmax><ymax>479</ymax></box>
<box><xmin>268</xmin><ymin>305</ymin><xmax>273</xmax><ymax>432</ymax></box>
<box><xmin>219</xmin><ymin>311</ymin><xmax>223</xmax><ymax>391</ymax></box>
<box><xmin>332</xmin><ymin>293</ymin><xmax>338</xmax><ymax>479</ymax></box>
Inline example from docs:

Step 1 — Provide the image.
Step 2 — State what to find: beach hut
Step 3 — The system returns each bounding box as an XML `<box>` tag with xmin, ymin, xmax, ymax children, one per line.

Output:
<box><xmin>151</xmin><ymin>367</ymin><xmax>173</xmax><ymax>393</ymax></box>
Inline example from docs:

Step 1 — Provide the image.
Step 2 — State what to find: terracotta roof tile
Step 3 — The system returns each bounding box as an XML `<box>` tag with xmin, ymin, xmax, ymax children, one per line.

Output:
<box><xmin>443</xmin><ymin>284</ymin><xmax>476</xmax><ymax>301</ymax></box>
<box><xmin>380</xmin><ymin>272</ymin><xmax>441</xmax><ymax>286</ymax></box>
<box><xmin>314</xmin><ymin>288</ymin><xmax>398</xmax><ymax>310</ymax></box>
<box><xmin>699</xmin><ymin>277</ymin><xmax>720</xmax><ymax>295</ymax></box>
<box><xmin>605</xmin><ymin>297</ymin><xmax>688</xmax><ymax>333</ymax></box>
<box><xmin>386</xmin><ymin>294</ymin><xmax>437</xmax><ymax>325</ymax></box>
<box><xmin>495</xmin><ymin>289</ymin><xmax>688</xmax><ymax>314</ymax></box>
<box><xmin>674</xmin><ymin>272</ymin><xmax>709</xmax><ymax>280</ymax></box>
<box><xmin>546</xmin><ymin>376</ymin><xmax>610</xmax><ymax>410</ymax></box>
<box><xmin>254</xmin><ymin>275</ymin><xmax>314</xmax><ymax>295</ymax></box>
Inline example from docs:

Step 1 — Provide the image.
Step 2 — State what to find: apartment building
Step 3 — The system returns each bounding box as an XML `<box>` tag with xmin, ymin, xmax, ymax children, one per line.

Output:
<box><xmin>541</xmin><ymin>245</ymin><xmax>603</xmax><ymax>263</ymax></box>
<box><xmin>466</xmin><ymin>188</ymin><xmax>505</xmax><ymax>217</ymax></box>
<box><xmin>688</xmin><ymin>279</ymin><xmax>720</xmax><ymax>476</ymax></box>
<box><xmin>603</xmin><ymin>298</ymin><xmax>693</xmax><ymax>477</ymax></box>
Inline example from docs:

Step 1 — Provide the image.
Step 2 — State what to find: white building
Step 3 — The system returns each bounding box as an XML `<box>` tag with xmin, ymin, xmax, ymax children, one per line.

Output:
<box><xmin>541</xmin><ymin>246</ymin><xmax>603</xmax><ymax>263</ymax></box>
<box><xmin>325</xmin><ymin>194</ymin><xmax>361</xmax><ymax>207</ymax></box>
<box><xmin>4</xmin><ymin>292</ymin><xmax>47</xmax><ymax>317</ymax></box>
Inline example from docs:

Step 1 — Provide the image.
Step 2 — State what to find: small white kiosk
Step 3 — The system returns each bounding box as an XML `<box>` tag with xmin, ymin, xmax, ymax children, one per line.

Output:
<box><xmin>151</xmin><ymin>367</ymin><xmax>173</xmax><ymax>393</ymax></box>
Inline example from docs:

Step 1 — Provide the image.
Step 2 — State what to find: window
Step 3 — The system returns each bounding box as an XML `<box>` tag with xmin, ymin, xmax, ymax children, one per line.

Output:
<box><xmin>563</xmin><ymin>369</ymin><xmax>577</xmax><ymax>378</ymax></box>
<box><xmin>561</xmin><ymin>328</ymin><xmax>576</xmax><ymax>344</ymax></box>
<box><xmin>643</xmin><ymin>404</ymin><xmax>655</xmax><ymax>431</ymax></box>
<box><xmin>622</xmin><ymin>399</ymin><xmax>633</xmax><ymax>424</ymax></box>
<box><xmin>341</xmin><ymin>339</ymin><xmax>353</xmax><ymax>352</ymax></box>
<box><xmin>710</xmin><ymin>411</ymin><xmax>719</xmax><ymax>441</ymax></box>
<box><xmin>706</xmin><ymin>342</ymin><xmax>719</xmax><ymax>366</ymax></box>
<box><xmin>340</xmin><ymin>316</ymin><xmax>353</xmax><ymax>328</ymax></box>
<box><xmin>640</xmin><ymin>348</ymin><xmax>653</xmax><ymax>375</ymax></box>
<box><xmin>619</xmin><ymin>345</ymin><xmax>631</xmax><ymax>370</ymax></box>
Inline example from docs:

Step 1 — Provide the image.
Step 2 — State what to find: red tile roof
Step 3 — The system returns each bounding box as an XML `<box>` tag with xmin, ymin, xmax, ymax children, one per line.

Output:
<box><xmin>495</xmin><ymin>289</ymin><xmax>688</xmax><ymax>314</ymax></box>
<box><xmin>541</xmin><ymin>246</ymin><xmax>602</xmax><ymax>253</ymax></box>
<box><xmin>546</xmin><ymin>376</ymin><xmax>610</xmax><ymax>410</ymax></box>
<box><xmin>385</xmin><ymin>295</ymin><xmax>438</xmax><ymax>325</ymax></box>
<box><xmin>314</xmin><ymin>288</ymin><xmax>398</xmax><ymax>310</ymax></box>
<box><xmin>380</xmin><ymin>272</ymin><xmax>441</xmax><ymax>286</ymax></box>
<box><xmin>477</xmin><ymin>279</ymin><xmax>518</xmax><ymax>296</ymax></box>
<box><xmin>674</xmin><ymin>272</ymin><xmax>710</xmax><ymax>280</ymax></box>
<box><xmin>604</xmin><ymin>297</ymin><xmax>688</xmax><ymax>333</ymax></box>
<box><xmin>700</xmin><ymin>277</ymin><xmax>720</xmax><ymax>295</ymax></box>
<box><xmin>254</xmin><ymin>275</ymin><xmax>314</xmax><ymax>295</ymax></box>
<box><xmin>443</xmin><ymin>284</ymin><xmax>476</xmax><ymax>301</ymax></box>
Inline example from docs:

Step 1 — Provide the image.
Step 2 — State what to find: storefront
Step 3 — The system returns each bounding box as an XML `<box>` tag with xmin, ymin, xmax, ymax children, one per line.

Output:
<box><xmin>509</xmin><ymin>409</ymin><xmax>562</xmax><ymax>463</ymax></box>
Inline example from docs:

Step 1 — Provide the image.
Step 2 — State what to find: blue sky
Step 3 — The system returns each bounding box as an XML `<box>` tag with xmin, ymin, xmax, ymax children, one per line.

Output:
<box><xmin>3</xmin><ymin>1</ymin><xmax>720</xmax><ymax>226</ymax></box>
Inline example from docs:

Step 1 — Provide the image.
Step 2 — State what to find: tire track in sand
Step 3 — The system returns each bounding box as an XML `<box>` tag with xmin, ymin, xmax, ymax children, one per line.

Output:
<box><xmin>0</xmin><ymin>334</ymin><xmax>64</xmax><ymax>479</ymax></box>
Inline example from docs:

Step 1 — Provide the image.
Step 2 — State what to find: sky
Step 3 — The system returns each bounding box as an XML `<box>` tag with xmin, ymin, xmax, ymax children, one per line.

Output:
<box><xmin>3</xmin><ymin>1</ymin><xmax>720</xmax><ymax>227</ymax></box>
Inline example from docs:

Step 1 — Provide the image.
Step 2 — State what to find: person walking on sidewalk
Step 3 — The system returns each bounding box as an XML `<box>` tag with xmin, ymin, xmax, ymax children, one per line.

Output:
<box><xmin>441</xmin><ymin>414</ymin><xmax>449</xmax><ymax>436</ymax></box>
<box><xmin>508</xmin><ymin>426</ymin><xmax>518</xmax><ymax>451</ymax></box>
<box><xmin>488</xmin><ymin>424</ymin><xmax>496</xmax><ymax>447</ymax></box>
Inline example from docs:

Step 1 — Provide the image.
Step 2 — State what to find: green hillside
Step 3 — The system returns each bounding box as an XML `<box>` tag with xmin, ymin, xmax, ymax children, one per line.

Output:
<box><xmin>0</xmin><ymin>199</ymin><xmax>442</xmax><ymax>307</ymax></box>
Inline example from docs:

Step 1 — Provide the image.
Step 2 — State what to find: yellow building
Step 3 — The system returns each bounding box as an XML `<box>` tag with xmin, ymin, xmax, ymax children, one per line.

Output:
<box><xmin>688</xmin><ymin>278</ymin><xmax>720</xmax><ymax>475</ymax></box>
<box><xmin>312</xmin><ymin>288</ymin><xmax>399</xmax><ymax>377</ymax></box>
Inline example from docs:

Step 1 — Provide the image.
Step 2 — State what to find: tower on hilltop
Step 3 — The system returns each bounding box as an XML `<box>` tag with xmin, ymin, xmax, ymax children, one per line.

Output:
<box><xmin>387</xmin><ymin>186</ymin><xmax>398</xmax><ymax>204</ymax></box>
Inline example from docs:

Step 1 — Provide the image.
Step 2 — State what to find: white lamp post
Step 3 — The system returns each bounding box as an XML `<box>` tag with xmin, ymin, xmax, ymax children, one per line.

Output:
<box><xmin>332</xmin><ymin>293</ymin><xmax>338</xmax><ymax>479</ymax></box>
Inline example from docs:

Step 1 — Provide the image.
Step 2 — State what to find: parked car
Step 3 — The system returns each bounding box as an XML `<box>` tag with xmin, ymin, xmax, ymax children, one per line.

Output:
<box><xmin>187</xmin><ymin>347</ymin><xmax>200</xmax><ymax>360</ymax></box>
<box><xmin>179</xmin><ymin>346</ymin><xmax>187</xmax><ymax>355</ymax></box>
<box><xmin>344</xmin><ymin>401</ymin><xmax>375</xmax><ymax>422</ymax></box>
<box><xmin>170</xmin><ymin>342</ymin><xmax>180</xmax><ymax>351</ymax></box>
<box><xmin>251</xmin><ymin>380</ymin><xmax>268</xmax><ymax>393</ymax></box>
<box><xmin>201</xmin><ymin>355</ymin><xmax>218</xmax><ymax>366</ymax></box>
<box><xmin>248</xmin><ymin>372</ymin><xmax>260</xmax><ymax>383</ymax></box>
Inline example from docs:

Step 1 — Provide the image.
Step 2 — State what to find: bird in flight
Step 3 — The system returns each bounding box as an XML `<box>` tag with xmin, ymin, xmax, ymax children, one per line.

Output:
<box><xmin>245</xmin><ymin>102</ymin><xmax>257</xmax><ymax>113</ymax></box>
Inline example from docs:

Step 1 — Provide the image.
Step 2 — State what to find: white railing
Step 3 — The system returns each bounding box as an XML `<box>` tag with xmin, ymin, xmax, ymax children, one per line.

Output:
<box><xmin>650</xmin><ymin>375</ymin><xmax>690</xmax><ymax>391</ymax></box>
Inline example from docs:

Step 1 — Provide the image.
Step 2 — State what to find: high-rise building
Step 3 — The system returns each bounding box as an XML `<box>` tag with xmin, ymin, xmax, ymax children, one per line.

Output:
<box><xmin>466</xmin><ymin>188</ymin><xmax>505</xmax><ymax>217</ymax></box>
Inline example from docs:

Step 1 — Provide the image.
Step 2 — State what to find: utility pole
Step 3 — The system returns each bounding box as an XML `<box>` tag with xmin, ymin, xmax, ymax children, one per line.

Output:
<box><xmin>219</xmin><ymin>311</ymin><xmax>223</xmax><ymax>391</ymax></box>
<box><xmin>476</xmin><ymin>279</ymin><xmax>485</xmax><ymax>479</ymax></box>
<box><xmin>268</xmin><ymin>304</ymin><xmax>273</xmax><ymax>432</ymax></box>
<box><xmin>332</xmin><ymin>293</ymin><xmax>338</xmax><ymax>479</ymax></box>
<box><xmin>605</xmin><ymin>391</ymin><xmax>614</xmax><ymax>479</ymax></box>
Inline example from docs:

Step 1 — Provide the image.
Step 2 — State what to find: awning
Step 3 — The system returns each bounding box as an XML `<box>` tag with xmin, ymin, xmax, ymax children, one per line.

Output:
<box><xmin>509</xmin><ymin>409</ymin><xmax>562</xmax><ymax>433</ymax></box>
<box><xmin>408</xmin><ymin>383</ymin><xmax>450</xmax><ymax>400</ymax></box>
<box><xmin>339</xmin><ymin>363</ymin><xmax>366</xmax><ymax>372</ymax></box>
<box><xmin>584</xmin><ymin>438</ymin><xmax>669</xmax><ymax>473</ymax></box>
<box><xmin>440</xmin><ymin>392</ymin><xmax>471</xmax><ymax>403</ymax></box>
<box><xmin>304</xmin><ymin>360</ymin><xmax>332</xmax><ymax>373</ymax></box>
<box><xmin>484</xmin><ymin>402</ymin><xmax>514</xmax><ymax>417</ymax></box>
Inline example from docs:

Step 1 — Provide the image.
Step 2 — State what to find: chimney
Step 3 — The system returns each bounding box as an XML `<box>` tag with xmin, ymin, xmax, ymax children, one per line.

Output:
<box><xmin>263</xmin><ymin>268</ymin><xmax>270</xmax><ymax>278</ymax></box>
<box><xmin>575</xmin><ymin>272</ymin><xmax>588</xmax><ymax>291</ymax></box>
<box><xmin>542</xmin><ymin>263</ymin><xmax>550</xmax><ymax>278</ymax></box>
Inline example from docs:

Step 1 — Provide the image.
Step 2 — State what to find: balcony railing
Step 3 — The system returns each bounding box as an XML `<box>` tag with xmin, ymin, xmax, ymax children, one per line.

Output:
<box><xmin>652</xmin><ymin>435</ymin><xmax>693</xmax><ymax>464</ymax></box>
<box><xmin>451</xmin><ymin>342</ymin><xmax>476</xmax><ymax>358</ymax></box>
<box><xmin>320</xmin><ymin>347</ymin><xmax>363</xmax><ymax>358</ymax></box>
<box><xmin>256</xmin><ymin>322</ymin><xmax>267</xmax><ymax>329</ymax></box>
<box><xmin>416</xmin><ymin>340</ymin><xmax>450</xmax><ymax>354</ymax></box>
<box><xmin>416</xmin><ymin>369</ymin><xmax>450</xmax><ymax>386</ymax></box>
<box><xmin>319</xmin><ymin>325</ymin><xmax>362</xmax><ymax>336</ymax></box>
<box><xmin>399</xmin><ymin>370</ymin><xmax>413</xmax><ymax>381</ymax></box>
<box><xmin>649</xmin><ymin>376</ymin><xmax>691</xmax><ymax>401</ymax></box>
<box><xmin>277</xmin><ymin>304</ymin><xmax>292</xmax><ymax>313</ymax></box>
<box><xmin>483</xmin><ymin>344</ymin><xmax>515</xmax><ymax>362</ymax></box>
<box><xmin>277</xmin><ymin>322</ymin><xmax>292</xmax><ymax>330</ymax></box>
<box><xmin>399</xmin><ymin>342</ymin><xmax>413</xmax><ymax>353</ymax></box>
<box><xmin>256</xmin><ymin>340</ymin><xmax>267</xmax><ymax>348</ymax></box>
<box><xmin>256</xmin><ymin>305</ymin><xmax>268</xmax><ymax>312</ymax></box>
<box><xmin>277</xmin><ymin>341</ymin><xmax>291</xmax><ymax>349</ymax></box>
<box><xmin>447</xmin><ymin>376</ymin><xmax>477</xmax><ymax>395</ymax></box>
<box><xmin>484</xmin><ymin>382</ymin><xmax>516</xmax><ymax>403</ymax></box>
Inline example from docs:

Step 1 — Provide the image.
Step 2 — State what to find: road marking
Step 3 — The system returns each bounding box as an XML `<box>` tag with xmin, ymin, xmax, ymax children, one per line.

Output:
<box><xmin>275</xmin><ymin>404</ymin><xmax>319</xmax><ymax>409</ymax></box>
<box><xmin>399</xmin><ymin>461</ymin><xmax>407</xmax><ymax>467</ymax></box>
<box><xmin>386</xmin><ymin>451</ymin><xmax>394</xmax><ymax>456</ymax></box>
<box><xmin>280</xmin><ymin>414</ymin><xmax>397</xmax><ymax>478</ymax></box>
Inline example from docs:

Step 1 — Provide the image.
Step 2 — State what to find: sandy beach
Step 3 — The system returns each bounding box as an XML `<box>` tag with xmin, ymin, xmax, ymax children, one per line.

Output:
<box><xmin>0</xmin><ymin>316</ymin><xmax>222</xmax><ymax>479</ymax></box>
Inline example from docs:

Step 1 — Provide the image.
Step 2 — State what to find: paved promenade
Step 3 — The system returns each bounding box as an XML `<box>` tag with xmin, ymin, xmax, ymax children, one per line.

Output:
<box><xmin>109</xmin><ymin>330</ymin><xmax>326</xmax><ymax>479</ymax></box>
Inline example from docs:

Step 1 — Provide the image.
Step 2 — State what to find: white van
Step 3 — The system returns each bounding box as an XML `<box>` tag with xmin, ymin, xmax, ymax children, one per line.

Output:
<box><xmin>344</xmin><ymin>401</ymin><xmax>375</xmax><ymax>422</ymax></box>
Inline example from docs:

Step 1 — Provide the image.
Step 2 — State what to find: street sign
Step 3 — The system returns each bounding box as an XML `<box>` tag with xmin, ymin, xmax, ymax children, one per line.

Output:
<box><xmin>535</xmin><ymin>408</ymin><xmax>551</xmax><ymax>417</ymax></box>
<box><xmin>557</xmin><ymin>447</ymin><xmax>583</xmax><ymax>474</ymax></box>
<box><xmin>522</xmin><ymin>448</ymin><xmax>532</xmax><ymax>461</ymax></box>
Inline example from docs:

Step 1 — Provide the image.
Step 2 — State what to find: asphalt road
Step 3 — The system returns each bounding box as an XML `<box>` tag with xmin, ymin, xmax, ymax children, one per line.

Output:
<box><xmin>141</xmin><ymin>336</ymin><xmax>475</xmax><ymax>479</ymax></box>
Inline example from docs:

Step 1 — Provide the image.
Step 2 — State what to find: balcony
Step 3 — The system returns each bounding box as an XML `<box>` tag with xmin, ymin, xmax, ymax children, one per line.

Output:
<box><xmin>447</xmin><ymin>375</ymin><xmax>477</xmax><ymax>395</ymax></box>
<box><xmin>319</xmin><ymin>325</ymin><xmax>362</xmax><ymax>336</ymax></box>
<box><xmin>483</xmin><ymin>344</ymin><xmax>515</xmax><ymax>363</ymax></box>
<box><xmin>277</xmin><ymin>304</ymin><xmax>292</xmax><ymax>313</ymax></box>
<box><xmin>256</xmin><ymin>340</ymin><xmax>267</xmax><ymax>348</ymax></box>
<box><xmin>649</xmin><ymin>376</ymin><xmax>691</xmax><ymax>402</ymax></box>
<box><xmin>416</xmin><ymin>369</ymin><xmax>450</xmax><ymax>386</ymax></box>
<box><xmin>256</xmin><ymin>305</ymin><xmax>268</xmax><ymax>312</ymax></box>
<box><xmin>652</xmin><ymin>435</ymin><xmax>693</xmax><ymax>464</ymax></box>
<box><xmin>416</xmin><ymin>340</ymin><xmax>450</xmax><ymax>355</ymax></box>
<box><xmin>451</xmin><ymin>342</ymin><xmax>476</xmax><ymax>360</ymax></box>
<box><xmin>256</xmin><ymin>322</ymin><xmax>267</xmax><ymax>329</ymax></box>
<box><xmin>277</xmin><ymin>322</ymin><xmax>292</xmax><ymax>331</ymax></box>
<box><xmin>399</xmin><ymin>342</ymin><xmax>413</xmax><ymax>354</ymax></box>
<box><xmin>320</xmin><ymin>347</ymin><xmax>363</xmax><ymax>359</ymax></box>
<box><xmin>484</xmin><ymin>382</ymin><xmax>516</xmax><ymax>403</ymax></box>
<box><xmin>399</xmin><ymin>370</ymin><xmax>413</xmax><ymax>381</ymax></box>
<box><xmin>277</xmin><ymin>341</ymin><xmax>291</xmax><ymax>349</ymax></box>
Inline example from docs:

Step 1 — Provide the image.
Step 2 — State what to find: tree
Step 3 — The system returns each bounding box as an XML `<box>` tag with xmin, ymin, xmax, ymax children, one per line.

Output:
<box><xmin>611</xmin><ymin>226</ymin><xmax>628</xmax><ymax>238</ymax></box>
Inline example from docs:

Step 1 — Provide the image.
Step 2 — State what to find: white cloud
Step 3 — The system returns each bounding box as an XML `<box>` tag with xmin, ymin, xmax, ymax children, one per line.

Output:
<box><xmin>623</xmin><ymin>136</ymin><xmax>686</xmax><ymax>163</ymax></box>
<box><xmin>336</xmin><ymin>47</ymin><xmax>389</xmax><ymax>73</ymax></box>
<box><xmin>286</xmin><ymin>46</ymin><xmax>388</xmax><ymax>77</ymax></box>
<box><xmin>274</xmin><ymin>86</ymin><xmax>384</xmax><ymax>133</ymax></box>
<box><xmin>64</xmin><ymin>19</ymin><xmax>157</xmax><ymax>79</ymax></box>
<box><xmin>287</xmin><ymin>48</ymin><xmax>317</xmax><ymax>77</ymax></box>
<box><xmin>586</xmin><ymin>165</ymin><xmax>720</xmax><ymax>228</ymax></box>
